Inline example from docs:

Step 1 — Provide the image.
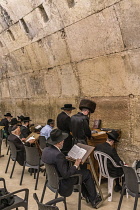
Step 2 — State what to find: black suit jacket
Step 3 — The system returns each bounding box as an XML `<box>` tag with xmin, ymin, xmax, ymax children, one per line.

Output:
<box><xmin>42</xmin><ymin>145</ymin><xmax>78</xmax><ymax>196</ymax></box>
<box><xmin>95</xmin><ymin>142</ymin><xmax>123</xmax><ymax>177</ymax></box>
<box><xmin>57</xmin><ymin>112</ymin><xmax>72</xmax><ymax>152</ymax></box>
<box><xmin>20</xmin><ymin>125</ymin><xmax>31</xmax><ymax>138</ymax></box>
<box><xmin>0</xmin><ymin>118</ymin><xmax>9</xmax><ymax>135</ymax></box>
<box><xmin>71</xmin><ymin>112</ymin><xmax>91</xmax><ymax>142</ymax></box>
<box><xmin>8</xmin><ymin>134</ymin><xmax>25</xmax><ymax>166</ymax></box>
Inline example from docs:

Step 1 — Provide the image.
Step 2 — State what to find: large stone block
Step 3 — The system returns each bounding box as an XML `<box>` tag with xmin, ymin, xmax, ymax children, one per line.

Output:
<box><xmin>23</xmin><ymin>1</ymin><xmax>63</xmax><ymax>41</ymax></box>
<box><xmin>115</xmin><ymin>0</ymin><xmax>140</xmax><ymax>49</ymax></box>
<box><xmin>58</xmin><ymin>63</ymin><xmax>79</xmax><ymax>96</ymax></box>
<box><xmin>65</xmin><ymin>6</ymin><xmax>124</xmax><ymax>62</ymax></box>
<box><xmin>1</xmin><ymin>79</ymin><xmax>10</xmax><ymax>98</ymax></box>
<box><xmin>0</xmin><ymin>0</ymin><xmax>33</xmax><ymax>23</ymax></box>
<box><xmin>77</xmin><ymin>54</ymin><xmax>129</xmax><ymax>97</ymax></box>
<box><xmin>55</xmin><ymin>0</ymin><xmax>121</xmax><ymax>27</ymax></box>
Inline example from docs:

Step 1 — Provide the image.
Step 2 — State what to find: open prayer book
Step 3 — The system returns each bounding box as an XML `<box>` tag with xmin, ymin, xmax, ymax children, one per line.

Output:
<box><xmin>67</xmin><ymin>143</ymin><xmax>94</xmax><ymax>164</ymax></box>
<box><xmin>25</xmin><ymin>132</ymin><xmax>40</xmax><ymax>142</ymax></box>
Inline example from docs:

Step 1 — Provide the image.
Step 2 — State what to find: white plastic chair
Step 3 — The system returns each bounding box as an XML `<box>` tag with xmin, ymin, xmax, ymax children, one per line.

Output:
<box><xmin>94</xmin><ymin>150</ymin><xmax>122</xmax><ymax>201</ymax></box>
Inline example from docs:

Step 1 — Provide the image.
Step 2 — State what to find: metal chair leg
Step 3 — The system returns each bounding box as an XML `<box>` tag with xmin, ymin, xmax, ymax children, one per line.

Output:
<box><xmin>35</xmin><ymin>167</ymin><xmax>40</xmax><ymax>190</ymax></box>
<box><xmin>40</xmin><ymin>179</ymin><xmax>47</xmax><ymax>202</ymax></box>
<box><xmin>10</xmin><ymin>159</ymin><xmax>16</xmax><ymax>178</ymax></box>
<box><xmin>133</xmin><ymin>196</ymin><xmax>138</xmax><ymax>210</ymax></box>
<box><xmin>117</xmin><ymin>186</ymin><xmax>125</xmax><ymax>210</ymax></box>
<box><xmin>5</xmin><ymin>155</ymin><xmax>11</xmax><ymax>173</ymax></box>
<box><xmin>20</xmin><ymin>163</ymin><xmax>26</xmax><ymax>185</ymax></box>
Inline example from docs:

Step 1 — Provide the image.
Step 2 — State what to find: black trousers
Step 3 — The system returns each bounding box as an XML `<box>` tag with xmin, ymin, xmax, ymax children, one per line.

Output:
<box><xmin>59</xmin><ymin>169</ymin><xmax>97</xmax><ymax>201</ymax></box>
<box><xmin>74</xmin><ymin>169</ymin><xmax>97</xmax><ymax>202</ymax></box>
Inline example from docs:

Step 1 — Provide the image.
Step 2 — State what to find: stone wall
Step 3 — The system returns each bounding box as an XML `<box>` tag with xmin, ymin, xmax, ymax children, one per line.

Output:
<box><xmin>0</xmin><ymin>0</ymin><xmax>140</xmax><ymax>163</ymax></box>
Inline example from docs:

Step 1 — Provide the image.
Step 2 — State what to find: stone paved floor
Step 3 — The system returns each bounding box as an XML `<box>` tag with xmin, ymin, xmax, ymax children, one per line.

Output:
<box><xmin>0</xmin><ymin>141</ymin><xmax>139</xmax><ymax>210</ymax></box>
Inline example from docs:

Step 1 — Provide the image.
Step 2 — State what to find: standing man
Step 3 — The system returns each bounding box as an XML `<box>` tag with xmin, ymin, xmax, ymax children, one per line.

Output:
<box><xmin>40</xmin><ymin>119</ymin><xmax>55</xmax><ymax>140</ymax></box>
<box><xmin>94</xmin><ymin>131</ymin><xmax>124</xmax><ymax>192</ymax></box>
<box><xmin>71</xmin><ymin>99</ymin><xmax>96</xmax><ymax>144</ymax></box>
<box><xmin>57</xmin><ymin>104</ymin><xmax>75</xmax><ymax>154</ymax></box>
<box><xmin>0</xmin><ymin>113</ymin><xmax>13</xmax><ymax>137</ymax></box>
<box><xmin>42</xmin><ymin>129</ymin><xmax>102</xmax><ymax>208</ymax></box>
<box><xmin>20</xmin><ymin>117</ymin><xmax>32</xmax><ymax>139</ymax></box>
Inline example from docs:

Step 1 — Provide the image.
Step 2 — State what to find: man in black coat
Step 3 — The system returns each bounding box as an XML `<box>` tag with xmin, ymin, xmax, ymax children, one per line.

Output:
<box><xmin>57</xmin><ymin>104</ymin><xmax>75</xmax><ymax>154</ymax></box>
<box><xmin>71</xmin><ymin>99</ymin><xmax>96</xmax><ymax>144</ymax></box>
<box><xmin>94</xmin><ymin>131</ymin><xmax>124</xmax><ymax>192</ymax></box>
<box><xmin>0</xmin><ymin>113</ymin><xmax>13</xmax><ymax>137</ymax></box>
<box><xmin>20</xmin><ymin>117</ymin><xmax>32</xmax><ymax>139</ymax></box>
<box><xmin>8</xmin><ymin>125</ymin><xmax>35</xmax><ymax>166</ymax></box>
<box><xmin>42</xmin><ymin>129</ymin><xmax>102</xmax><ymax>208</ymax></box>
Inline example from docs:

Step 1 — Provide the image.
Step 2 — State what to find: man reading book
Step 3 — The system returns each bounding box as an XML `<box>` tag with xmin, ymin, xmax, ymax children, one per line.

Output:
<box><xmin>42</xmin><ymin>129</ymin><xmax>102</xmax><ymax>208</ymax></box>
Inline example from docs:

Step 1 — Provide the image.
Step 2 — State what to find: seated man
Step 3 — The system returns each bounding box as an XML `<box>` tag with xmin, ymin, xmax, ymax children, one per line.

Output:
<box><xmin>8</xmin><ymin>125</ymin><xmax>34</xmax><ymax>166</ymax></box>
<box><xmin>42</xmin><ymin>129</ymin><xmax>102</xmax><ymax>208</ymax></box>
<box><xmin>40</xmin><ymin>119</ymin><xmax>54</xmax><ymax>140</ymax></box>
<box><xmin>94</xmin><ymin>131</ymin><xmax>124</xmax><ymax>192</ymax></box>
<box><xmin>0</xmin><ymin>112</ymin><xmax>13</xmax><ymax>137</ymax></box>
<box><xmin>20</xmin><ymin>117</ymin><xmax>32</xmax><ymax>139</ymax></box>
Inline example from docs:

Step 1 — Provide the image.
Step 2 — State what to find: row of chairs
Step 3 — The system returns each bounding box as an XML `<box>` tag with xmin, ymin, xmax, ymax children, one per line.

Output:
<box><xmin>5</xmin><ymin>141</ymin><xmax>45</xmax><ymax>190</ymax></box>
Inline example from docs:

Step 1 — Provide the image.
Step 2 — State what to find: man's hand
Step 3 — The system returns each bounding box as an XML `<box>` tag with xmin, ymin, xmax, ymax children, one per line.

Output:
<box><xmin>21</xmin><ymin>138</ymin><xmax>26</xmax><ymax>142</ymax></box>
<box><xmin>74</xmin><ymin>159</ymin><xmax>82</xmax><ymax>168</ymax></box>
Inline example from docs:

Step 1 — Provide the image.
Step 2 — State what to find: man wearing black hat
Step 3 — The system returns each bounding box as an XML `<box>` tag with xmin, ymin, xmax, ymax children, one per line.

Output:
<box><xmin>20</xmin><ymin>117</ymin><xmax>32</xmax><ymax>139</ymax></box>
<box><xmin>71</xmin><ymin>99</ymin><xmax>96</xmax><ymax>144</ymax></box>
<box><xmin>94</xmin><ymin>131</ymin><xmax>124</xmax><ymax>192</ymax></box>
<box><xmin>8</xmin><ymin>118</ymin><xmax>21</xmax><ymax>134</ymax></box>
<box><xmin>0</xmin><ymin>113</ymin><xmax>13</xmax><ymax>137</ymax></box>
<box><xmin>42</xmin><ymin>129</ymin><xmax>102</xmax><ymax>208</ymax></box>
<box><xmin>57</xmin><ymin>104</ymin><xmax>75</xmax><ymax>154</ymax></box>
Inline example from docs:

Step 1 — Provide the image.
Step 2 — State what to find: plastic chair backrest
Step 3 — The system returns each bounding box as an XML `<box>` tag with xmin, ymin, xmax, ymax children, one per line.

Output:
<box><xmin>122</xmin><ymin>166</ymin><xmax>139</xmax><ymax>194</ymax></box>
<box><xmin>39</xmin><ymin>136</ymin><xmax>47</xmax><ymax>149</ymax></box>
<box><xmin>8</xmin><ymin>141</ymin><xmax>17</xmax><ymax>159</ymax></box>
<box><xmin>94</xmin><ymin>150</ymin><xmax>120</xmax><ymax>178</ymax></box>
<box><xmin>24</xmin><ymin>146</ymin><xmax>40</xmax><ymax>166</ymax></box>
<box><xmin>45</xmin><ymin>163</ymin><xmax>60</xmax><ymax>193</ymax></box>
<box><xmin>33</xmin><ymin>193</ymin><xmax>59</xmax><ymax>210</ymax></box>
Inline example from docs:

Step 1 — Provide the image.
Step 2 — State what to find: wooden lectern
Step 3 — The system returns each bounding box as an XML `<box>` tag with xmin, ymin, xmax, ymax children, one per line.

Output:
<box><xmin>67</xmin><ymin>143</ymin><xmax>110</xmax><ymax>208</ymax></box>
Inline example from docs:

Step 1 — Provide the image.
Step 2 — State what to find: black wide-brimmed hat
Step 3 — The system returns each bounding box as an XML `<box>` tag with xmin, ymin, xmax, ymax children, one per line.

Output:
<box><xmin>4</xmin><ymin>113</ymin><xmax>13</xmax><ymax>117</ymax></box>
<box><xmin>10</xmin><ymin>118</ymin><xmax>20</xmax><ymax>125</ymax></box>
<box><xmin>47</xmin><ymin>129</ymin><xmax>68</xmax><ymax>145</ymax></box>
<box><xmin>107</xmin><ymin>131</ymin><xmax>119</xmax><ymax>142</ymax></box>
<box><xmin>17</xmin><ymin>115</ymin><xmax>24</xmax><ymax>121</ymax></box>
<box><xmin>79</xmin><ymin>99</ymin><xmax>96</xmax><ymax>113</ymax></box>
<box><xmin>23</xmin><ymin>117</ymin><xmax>32</xmax><ymax>122</ymax></box>
<box><xmin>61</xmin><ymin>104</ymin><xmax>75</xmax><ymax>110</ymax></box>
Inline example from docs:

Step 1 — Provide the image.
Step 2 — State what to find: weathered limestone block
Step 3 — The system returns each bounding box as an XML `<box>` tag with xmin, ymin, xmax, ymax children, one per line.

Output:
<box><xmin>55</xmin><ymin>0</ymin><xmax>121</xmax><ymax>27</ymax></box>
<box><xmin>0</xmin><ymin>34</ymin><xmax>9</xmax><ymax>56</ymax></box>
<box><xmin>0</xmin><ymin>0</ymin><xmax>33</xmax><ymax>23</ymax></box>
<box><xmin>66</xmin><ymin>6</ymin><xmax>124</xmax><ymax>62</ymax></box>
<box><xmin>122</xmin><ymin>49</ymin><xmax>140</xmax><ymax>95</ymax></box>
<box><xmin>44</xmin><ymin>67</ymin><xmax>61</xmax><ymax>97</ymax></box>
<box><xmin>11</xmin><ymin>49</ymin><xmax>32</xmax><ymax>75</ymax></box>
<box><xmin>24</xmin><ymin>2</ymin><xmax>63</xmax><ymax>41</ymax></box>
<box><xmin>25</xmin><ymin>71</ymin><xmax>46</xmax><ymax>98</ymax></box>
<box><xmin>90</xmin><ymin>97</ymin><xmax>130</xmax><ymax>140</ymax></box>
<box><xmin>1</xmin><ymin>79</ymin><xmax>10</xmax><ymax>98</ymax></box>
<box><xmin>77</xmin><ymin>54</ymin><xmax>129</xmax><ymax>97</ymax></box>
<box><xmin>57</xmin><ymin>63</ymin><xmax>79</xmax><ymax>96</ymax></box>
<box><xmin>8</xmin><ymin>76</ymin><xmax>27</xmax><ymax>99</ymax></box>
<box><xmin>115</xmin><ymin>0</ymin><xmax>140</xmax><ymax>49</ymax></box>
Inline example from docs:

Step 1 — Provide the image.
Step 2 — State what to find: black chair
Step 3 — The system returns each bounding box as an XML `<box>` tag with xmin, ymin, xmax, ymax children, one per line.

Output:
<box><xmin>0</xmin><ymin>177</ymin><xmax>29</xmax><ymax>210</ymax></box>
<box><xmin>117</xmin><ymin>165</ymin><xmax>140</xmax><ymax>210</ymax></box>
<box><xmin>20</xmin><ymin>145</ymin><xmax>44</xmax><ymax>190</ymax></box>
<box><xmin>5</xmin><ymin>141</ymin><xmax>21</xmax><ymax>178</ymax></box>
<box><xmin>41</xmin><ymin>163</ymin><xmax>82</xmax><ymax>210</ymax></box>
<box><xmin>39</xmin><ymin>136</ymin><xmax>47</xmax><ymax>150</ymax></box>
<box><xmin>33</xmin><ymin>193</ymin><xmax>67</xmax><ymax>210</ymax></box>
